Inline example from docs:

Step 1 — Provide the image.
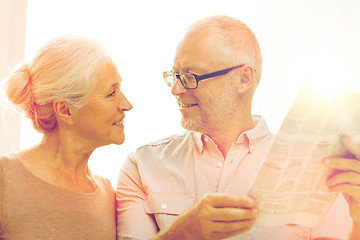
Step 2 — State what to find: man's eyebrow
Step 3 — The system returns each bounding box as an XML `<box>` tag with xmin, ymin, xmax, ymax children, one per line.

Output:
<box><xmin>172</xmin><ymin>65</ymin><xmax>207</xmax><ymax>73</ymax></box>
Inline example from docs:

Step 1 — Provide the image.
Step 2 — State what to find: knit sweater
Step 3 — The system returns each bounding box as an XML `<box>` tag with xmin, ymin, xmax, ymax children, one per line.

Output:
<box><xmin>0</xmin><ymin>154</ymin><xmax>116</xmax><ymax>240</ymax></box>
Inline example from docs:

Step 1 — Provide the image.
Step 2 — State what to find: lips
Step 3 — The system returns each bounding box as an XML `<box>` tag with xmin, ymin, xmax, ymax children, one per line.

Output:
<box><xmin>180</xmin><ymin>103</ymin><xmax>197</xmax><ymax>108</ymax></box>
<box><xmin>178</xmin><ymin>100</ymin><xmax>198</xmax><ymax>108</ymax></box>
<box><xmin>112</xmin><ymin>119</ymin><xmax>124</xmax><ymax>126</ymax></box>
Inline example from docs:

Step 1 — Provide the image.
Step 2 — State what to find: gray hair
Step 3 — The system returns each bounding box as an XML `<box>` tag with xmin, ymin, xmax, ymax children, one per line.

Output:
<box><xmin>5</xmin><ymin>35</ymin><xmax>112</xmax><ymax>133</ymax></box>
<box><xmin>186</xmin><ymin>15</ymin><xmax>262</xmax><ymax>84</ymax></box>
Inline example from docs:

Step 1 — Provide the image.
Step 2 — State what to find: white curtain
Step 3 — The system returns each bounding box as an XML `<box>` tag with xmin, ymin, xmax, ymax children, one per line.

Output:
<box><xmin>0</xmin><ymin>0</ymin><xmax>27</xmax><ymax>154</ymax></box>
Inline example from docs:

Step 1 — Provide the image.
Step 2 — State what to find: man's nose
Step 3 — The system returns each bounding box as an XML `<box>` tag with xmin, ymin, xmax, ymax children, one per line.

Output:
<box><xmin>171</xmin><ymin>78</ymin><xmax>188</xmax><ymax>96</ymax></box>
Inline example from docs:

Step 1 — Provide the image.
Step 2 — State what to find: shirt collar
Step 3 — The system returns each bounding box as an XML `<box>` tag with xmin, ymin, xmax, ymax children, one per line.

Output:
<box><xmin>191</xmin><ymin>115</ymin><xmax>273</xmax><ymax>153</ymax></box>
<box><xmin>192</xmin><ymin>131</ymin><xmax>205</xmax><ymax>153</ymax></box>
<box><xmin>239</xmin><ymin>115</ymin><xmax>273</xmax><ymax>153</ymax></box>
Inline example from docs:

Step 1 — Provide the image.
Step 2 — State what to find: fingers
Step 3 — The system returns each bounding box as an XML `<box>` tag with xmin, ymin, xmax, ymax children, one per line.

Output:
<box><xmin>197</xmin><ymin>224</ymin><xmax>254</xmax><ymax>240</ymax></box>
<box><xmin>340</xmin><ymin>136</ymin><xmax>360</xmax><ymax>159</ymax></box>
<box><xmin>206</xmin><ymin>212</ymin><xmax>256</xmax><ymax>239</ymax></box>
<box><xmin>324</xmin><ymin>154</ymin><xmax>360</xmax><ymax>200</ymax></box>
<box><xmin>196</xmin><ymin>193</ymin><xmax>258</xmax><ymax>223</ymax></box>
<box><xmin>191</xmin><ymin>193</ymin><xmax>257</xmax><ymax>239</ymax></box>
<box><xmin>204</xmin><ymin>193</ymin><xmax>256</xmax><ymax>209</ymax></box>
<box><xmin>323</xmin><ymin>136</ymin><xmax>360</xmax><ymax>225</ymax></box>
<box><xmin>209</xmin><ymin>217</ymin><xmax>256</xmax><ymax>233</ymax></box>
<box><xmin>327</xmin><ymin>171</ymin><xmax>360</xmax><ymax>199</ymax></box>
<box><xmin>323</xmin><ymin>136</ymin><xmax>360</xmax><ymax>170</ymax></box>
<box><xmin>323</xmin><ymin>156</ymin><xmax>360</xmax><ymax>173</ymax></box>
<box><xmin>200</xmin><ymin>194</ymin><xmax>257</xmax><ymax>222</ymax></box>
<box><xmin>211</xmin><ymin>206</ymin><xmax>257</xmax><ymax>222</ymax></box>
<box><xmin>329</xmin><ymin>184</ymin><xmax>360</xmax><ymax>200</ymax></box>
<box><xmin>327</xmin><ymin>171</ymin><xmax>360</xmax><ymax>187</ymax></box>
<box><xmin>208</xmin><ymin>221</ymin><xmax>255</xmax><ymax>235</ymax></box>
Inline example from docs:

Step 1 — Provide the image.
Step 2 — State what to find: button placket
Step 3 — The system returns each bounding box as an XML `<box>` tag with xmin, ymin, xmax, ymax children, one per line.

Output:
<box><xmin>249</xmin><ymin>145</ymin><xmax>255</xmax><ymax>153</ymax></box>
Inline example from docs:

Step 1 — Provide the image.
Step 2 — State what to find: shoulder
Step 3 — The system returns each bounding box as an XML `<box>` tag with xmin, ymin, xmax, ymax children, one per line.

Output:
<box><xmin>130</xmin><ymin>131</ymin><xmax>192</xmax><ymax>156</ymax></box>
<box><xmin>0</xmin><ymin>154</ymin><xmax>11</xmax><ymax>182</ymax></box>
<box><xmin>0</xmin><ymin>153</ymin><xmax>18</xmax><ymax>170</ymax></box>
<box><xmin>0</xmin><ymin>154</ymin><xmax>19</xmax><ymax>215</ymax></box>
<box><xmin>249</xmin><ymin>115</ymin><xmax>275</xmax><ymax>148</ymax></box>
<box><xmin>140</xmin><ymin>131</ymin><xmax>189</xmax><ymax>148</ymax></box>
<box><xmin>0</xmin><ymin>153</ymin><xmax>26</xmax><ymax>185</ymax></box>
<box><xmin>93</xmin><ymin>174</ymin><xmax>115</xmax><ymax>194</ymax></box>
<box><xmin>125</xmin><ymin>131</ymin><xmax>197</xmax><ymax>167</ymax></box>
<box><xmin>0</xmin><ymin>153</ymin><xmax>16</xmax><ymax>162</ymax></box>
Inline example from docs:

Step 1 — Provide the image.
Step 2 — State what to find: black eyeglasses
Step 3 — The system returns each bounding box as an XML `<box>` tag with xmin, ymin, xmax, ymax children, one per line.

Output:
<box><xmin>163</xmin><ymin>64</ymin><xmax>245</xmax><ymax>89</ymax></box>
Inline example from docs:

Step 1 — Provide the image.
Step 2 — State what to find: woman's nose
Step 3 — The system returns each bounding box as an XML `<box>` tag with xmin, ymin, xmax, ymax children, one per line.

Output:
<box><xmin>118</xmin><ymin>92</ymin><xmax>133</xmax><ymax>111</ymax></box>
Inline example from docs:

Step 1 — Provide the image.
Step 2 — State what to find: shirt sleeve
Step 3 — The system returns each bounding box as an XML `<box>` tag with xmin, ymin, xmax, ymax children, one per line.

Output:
<box><xmin>116</xmin><ymin>154</ymin><xmax>159</xmax><ymax>240</ymax></box>
<box><xmin>310</xmin><ymin>194</ymin><xmax>352</xmax><ymax>239</ymax></box>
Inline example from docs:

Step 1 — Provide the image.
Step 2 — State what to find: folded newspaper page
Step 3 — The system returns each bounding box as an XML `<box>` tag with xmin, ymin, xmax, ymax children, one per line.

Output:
<box><xmin>247</xmin><ymin>81</ymin><xmax>360</xmax><ymax>227</ymax></box>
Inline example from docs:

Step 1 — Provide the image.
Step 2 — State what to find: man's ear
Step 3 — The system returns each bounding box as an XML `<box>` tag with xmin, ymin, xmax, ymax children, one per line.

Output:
<box><xmin>53</xmin><ymin>98</ymin><xmax>73</xmax><ymax>125</ymax></box>
<box><xmin>237</xmin><ymin>65</ymin><xmax>255</xmax><ymax>95</ymax></box>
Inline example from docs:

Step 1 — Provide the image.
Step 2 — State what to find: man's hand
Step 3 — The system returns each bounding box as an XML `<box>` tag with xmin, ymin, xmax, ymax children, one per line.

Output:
<box><xmin>323</xmin><ymin>136</ymin><xmax>360</xmax><ymax>238</ymax></box>
<box><xmin>156</xmin><ymin>193</ymin><xmax>257</xmax><ymax>240</ymax></box>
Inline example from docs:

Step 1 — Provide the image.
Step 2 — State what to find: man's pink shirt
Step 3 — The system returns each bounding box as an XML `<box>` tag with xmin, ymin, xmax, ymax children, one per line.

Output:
<box><xmin>116</xmin><ymin>116</ymin><xmax>351</xmax><ymax>239</ymax></box>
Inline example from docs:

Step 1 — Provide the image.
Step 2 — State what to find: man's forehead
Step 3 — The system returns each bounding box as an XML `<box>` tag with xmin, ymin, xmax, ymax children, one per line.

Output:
<box><xmin>173</xmin><ymin>40</ymin><xmax>219</xmax><ymax>71</ymax></box>
<box><xmin>172</xmin><ymin>56</ymin><xmax>209</xmax><ymax>72</ymax></box>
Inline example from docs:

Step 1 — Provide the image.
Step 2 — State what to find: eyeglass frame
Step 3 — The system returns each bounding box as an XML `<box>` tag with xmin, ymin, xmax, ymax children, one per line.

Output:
<box><xmin>163</xmin><ymin>64</ymin><xmax>247</xmax><ymax>89</ymax></box>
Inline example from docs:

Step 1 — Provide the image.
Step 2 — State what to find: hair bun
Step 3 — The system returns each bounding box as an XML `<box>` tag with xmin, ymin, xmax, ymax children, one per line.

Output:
<box><xmin>6</xmin><ymin>63</ymin><xmax>35</xmax><ymax>118</ymax></box>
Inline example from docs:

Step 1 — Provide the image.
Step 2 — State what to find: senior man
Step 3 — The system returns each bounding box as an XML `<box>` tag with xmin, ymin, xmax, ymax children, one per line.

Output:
<box><xmin>117</xmin><ymin>15</ymin><xmax>360</xmax><ymax>239</ymax></box>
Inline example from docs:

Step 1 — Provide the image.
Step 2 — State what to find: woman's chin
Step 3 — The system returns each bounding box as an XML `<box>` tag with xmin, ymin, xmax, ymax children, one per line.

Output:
<box><xmin>112</xmin><ymin>137</ymin><xmax>125</xmax><ymax>145</ymax></box>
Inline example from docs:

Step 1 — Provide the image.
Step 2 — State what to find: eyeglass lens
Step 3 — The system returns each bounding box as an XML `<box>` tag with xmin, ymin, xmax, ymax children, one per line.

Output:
<box><xmin>180</xmin><ymin>73</ymin><xmax>197</xmax><ymax>89</ymax></box>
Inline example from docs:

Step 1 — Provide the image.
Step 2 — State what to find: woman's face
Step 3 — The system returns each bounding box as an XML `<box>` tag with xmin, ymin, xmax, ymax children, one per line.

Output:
<box><xmin>70</xmin><ymin>62</ymin><xmax>132</xmax><ymax>150</ymax></box>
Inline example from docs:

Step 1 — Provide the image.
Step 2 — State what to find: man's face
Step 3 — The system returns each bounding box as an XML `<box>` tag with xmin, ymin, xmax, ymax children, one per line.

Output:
<box><xmin>171</xmin><ymin>30</ymin><xmax>238</xmax><ymax>133</ymax></box>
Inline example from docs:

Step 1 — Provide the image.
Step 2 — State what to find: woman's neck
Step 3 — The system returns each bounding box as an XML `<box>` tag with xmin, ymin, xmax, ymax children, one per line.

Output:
<box><xmin>17</xmin><ymin>131</ymin><xmax>97</xmax><ymax>193</ymax></box>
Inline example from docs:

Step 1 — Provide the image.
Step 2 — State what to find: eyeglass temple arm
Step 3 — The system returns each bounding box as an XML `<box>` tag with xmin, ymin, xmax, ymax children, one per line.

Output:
<box><xmin>197</xmin><ymin>64</ymin><xmax>245</xmax><ymax>81</ymax></box>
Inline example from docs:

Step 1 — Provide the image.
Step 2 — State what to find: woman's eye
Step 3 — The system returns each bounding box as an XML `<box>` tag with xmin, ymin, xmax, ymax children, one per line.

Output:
<box><xmin>107</xmin><ymin>90</ymin><xmax>116</xmax><ymax>97</ymax></box>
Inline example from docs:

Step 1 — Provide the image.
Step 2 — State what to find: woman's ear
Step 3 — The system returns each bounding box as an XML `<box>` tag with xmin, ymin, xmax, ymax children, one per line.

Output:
<box><xmin>53</xmin><ymin>98</ymin><xmax>73</xmax><ymax>125</ymax></box>
<box><xmin>237</xmin><ymin>65</ymin><xmax>255</xmax><ymax>95</ymax></box>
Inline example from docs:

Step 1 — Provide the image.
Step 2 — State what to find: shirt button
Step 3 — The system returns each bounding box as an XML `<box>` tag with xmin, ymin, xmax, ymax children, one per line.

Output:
<box><xmin>250</xmin><ymin>145</ymin><xmax>255</xmax><ymax>153</ymax></box>
<box><xmin>161</xmin><ymin>204</ymin><xmax>167</xmax><ymax>209</ymax></box>
<box><xmin>217</xmin><ymin>162</ymin><xmax>223</xmax><ymax>168</ymax></box>
<box><xmin>204</xmin><ymin>137</ymin><xmax>209</xmax><ymax>142</ymax></box>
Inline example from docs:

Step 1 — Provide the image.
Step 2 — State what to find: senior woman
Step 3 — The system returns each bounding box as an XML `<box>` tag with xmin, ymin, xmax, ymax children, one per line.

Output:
<box><xmin>0</xmin><ymin>35</ymin><xmax>132</xmax><ymax>239</ymax></box>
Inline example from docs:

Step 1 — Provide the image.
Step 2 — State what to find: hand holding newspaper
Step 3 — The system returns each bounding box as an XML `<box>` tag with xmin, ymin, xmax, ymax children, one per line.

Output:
<box><xmin>247</xmin><ymin>80</ymin><xmax>360</xmax><ymax>227</ymax></box>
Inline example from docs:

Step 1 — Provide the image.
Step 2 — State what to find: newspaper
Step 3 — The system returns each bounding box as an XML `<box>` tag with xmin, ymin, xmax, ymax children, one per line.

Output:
<box><xmin>247</xmin><ymin>81</ymin><xmax>360</xmax><ymax>227</ymax></box>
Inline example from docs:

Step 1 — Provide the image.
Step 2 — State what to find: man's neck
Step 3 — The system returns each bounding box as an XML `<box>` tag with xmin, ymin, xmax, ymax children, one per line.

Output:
<box><xmin>206</xmin><ymin>116</ymin><xmax>256</xmax><ymax>158</ymax></box>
